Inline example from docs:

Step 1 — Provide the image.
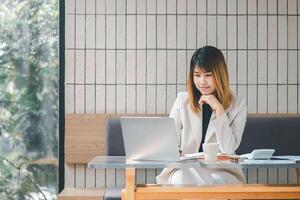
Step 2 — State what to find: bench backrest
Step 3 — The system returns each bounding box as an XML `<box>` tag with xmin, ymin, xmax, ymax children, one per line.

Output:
<box><xmin>106</xmin><ymin>115</ymin><xmax>300</xmax><ymax>156</ymax></box>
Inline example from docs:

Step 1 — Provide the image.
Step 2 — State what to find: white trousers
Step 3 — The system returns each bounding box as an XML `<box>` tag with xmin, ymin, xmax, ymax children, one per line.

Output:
<box><xmin>168</xmin><ymin>168</ymin><xmax>241</xmax><ymax>185</ymax></box>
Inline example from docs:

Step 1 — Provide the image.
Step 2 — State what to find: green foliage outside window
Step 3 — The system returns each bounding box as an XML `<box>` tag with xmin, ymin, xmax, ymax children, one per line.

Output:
<box><xmin>0</xmin><ymin>0</ymin><xmax>58</xmax><ymax>199</ymax></box>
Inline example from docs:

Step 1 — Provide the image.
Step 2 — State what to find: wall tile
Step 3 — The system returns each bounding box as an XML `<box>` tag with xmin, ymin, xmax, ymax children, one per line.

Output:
<box><xmin>268</xmin><ymin>85</ymin><xmax>277</xmax><ymax>113</ymax></box>
<box><xmin>126</xmin><ymin>50</ymin><xmax>135</xmax><ymax>84</ymax></box>
<box><xmin>127</xmin><ymin>15</ymin><xmax>136</xmax><ymax>49</ymax></box>
<box><xmin>288</xmin><ymin>16</ymin><xmax>297</xmax><ymax>49</ymax></box>
<box><xmin>157</xmin><ymin>0</ymin><xmax>167</xmax><ymax>14</ymax></box>
<box><xmin>177</xmin><ymin>0</ymin><xmax>186</xmax><ymax>14</ymax></box>
<box><xmin>197</xmin><ymin>16</ymin><xmax>207</xmax><ymax>47</ymax></box>
<box><xmin>86</xmin><ymin>50</ymin><xmax>95</xmax><ymax>84</ymax></box>
<box><xmin>75</xmin><ymin>50</ymin><xmax>85</xmax><ymax>84</ymax></box>
<box><xmin>167</xmin><ymin>15</ymin><xmax>177</xmax><ymax>49</ymax></box>
<box><xmin>117</xmin><ymin>15</ymin><xmax>126</xmax><ymax>49</ymax></box>
<box><xmin>96</xmin><ymin>16</ymin><xmax>105</xmax><ymax>49</ymax></box>
<box><xmin>147</xmin><ymin>15</ymin><xmax>156</xmax><ymax>48</ymax></box>
<box><xmin>268</xmin><ymin>50</ymin><xmax>277</xmax><ymax>84</ymax></box>
<box><xmin>127</xmin><ymin>0</ymin><xmax>136</xmax><ymax>14</ymax></box>
<box><xmin>137</xmin><ymin>15</ymin><xmax>146</xmax><ymax>49</ymax></box>
<box><xmin>248</xmin><ymin>0</ymin><xmax>257</xmax><ymax>14</ymax></box>
<box><xmin>86</xmin><ymin>15</ymin><xmax>96</xmax><ymax>48</ymax></box>
<box><xmin>248</xmin><ymin>16</ymin><xmax>257</xmax><ymax>49</ymax></box>
<box><xmin>106</xmin><ymin>15</ymin><xmax>116</xmax><ymax>49</ymax></box>
<box><xmin>157</xmin><ymin>50</ymin><xmax>167</xmax><ymax>84</ymax></box>
<box><xmin>86</xmin><ymin>0</ymin><xmax>96</xmax><ymax>14</ymax></box>
<box><xmin>258</xmin><ymin>85</ymin><xmax>267</xmax><ymax>113</ymax></box>
<box><xmin>136</xmin><ymin>50</ymin><xmax>146</xmax><ymax>84</ymax></box>
<box><xmin>106</xmin><ymin>50</ymin><xmax>116</xmax><ymax>84</ymax></box>
<box><xmin>146</xmin><ymin>85</ymin><xmax>156</xmax><ymax>114</ymax></box>
<box><xmin>278</xmin><ymin>0</ymin><xmax>287</xmax><ymax>14</ymax></box>
<box><xmin>117</xmin><ymin>0</ymin><xmax>126</xmax><ymax>14</ymax></box>
<box><xmin>258</xmin><ymin>16</ymin><xmax>267</xmax><ymax>49</ymax></box>
<box><xmin>268</xmin><ymin>16</ymin><xmax>277</xmax><ymax>49</ymax></box>
<box><xmin>288</xmin><ymin>50</ymin><xmax>297</xmax><ymax>84</ymax></box>
<box><xmin>117</xmin><ymin>50</ymin><xmax>126</xmax><ymax>84</ymax></box>
<box><xmin>126</xmin><ymin>85</ymin><xmax>136</xmax><ymax>114</ymax></box>
<box><xmin>146</xmin><ymin>50</ymin><xmax>156</xmax><ymax>84</ymax></box>
<box><xmin>137</xmin><ymin>85</ymin><xmax>146</xmax><ymax>113</ymax></box>
<box><xmin>278</xmin><ymin>85</ymin><xmax>288</xmax><ymax>113</ymax></box>
<box><xmin>288</xmin><ymin>0</ymin><xmax>297</xmax><ymax>14</ymax></box>
<box><xmin>96</xmin><ymin>0</ymin><xmax>105</xmax><ymax>14</ymax></box>
<box><xmin>66</xmin><ymin>0</ymin><xmax>75</xmax><ymax>14</ymax></box>
<box><xmin>157</xmin><ymin>15</ymin><xmax>167</xmax><ymax>49</ymax></box>
<box><xmin>76</xmin><ymin>0</ymin><xmax>85</xmax><ymax>14</ymax></box>
<box><xmin>238</xmin><ymin>16</ymin><xmax>247</xmax><ymax>49</ymax></box>
<box><xmin>257</xmin><ymin>0</ymin><xmax>267</xmax><ymax>14</ymax></box>
<box><xmin>278</xmin><ymin>50</ymin><xmax>288</xmax><ymax>84</ymax></box>
<box><xmin>86</xmin><ymin>85</ymin><xmax>95</xmax><ymax>113</ymax></box>
<box><xmin>187</xmin><ymin>16</ymin><xmax>196</xmax><ymax>49</ymax></box>
<box><xmin>177</xmin><ymin>16</ymin><xmax>187</xmax><ymax>49</ymax></box>
<box><xmin>96</xmin><ymin>85</ymin><xmax>105</xmax><ymax>113</ymax></box>
<box><xmin>238</xmin><ymin>0</ymin><xmax>246</xmax><ymax>14</ymax></box>
<box><xmin>288</xmin><ymin>85</ymin><xmax>297</xmax><ymax>113</ymax></box>
<box><xmin>268</xmin><ymin>0</ymin><xmax>277</xmax><ymax>15</ymax></box>
<box><xmin>167</xmin><ymin>0</ymin><xmax>176</xmax><ymax>14</ymax></box>
<box><xmin>65</xmin><ymin>15</ymin><xmax>75</xmax><ymax>48</ymax></box>
<box><xmin>75</xmin><ymin>85</ymin><xmax>85</xmax><ymax>113</ymax></box>
<box><xmin>187</xmin><ymin>0</ymin><xmax>196</xmax><ymax>14</ymax></box>
<box><xmin>278</xmin><ymin>16</ymin><xmax>288</xmax><ymax>49</ymax></box>
<box><xmin>207</xmin><ymin>16</ymin><xmax>217</xmax><ymax>46</ymax></box>
<box><xmin>237</xmin><ymin>50</ymin><xmax>247</xmax><ymax>84</ymax></box>
<box><xmin>257</xmin><ymin>50</ymin><xmax>267</xmax><ymax>84</ymax></box>
<box><xmin>106</xmin><ymin>0</ymin><xmax>116</xmax><ymax>14</ymax></box>
<box><xmin>228</xmin><ymin>16</ymin><xmax>237</xmax><ymax>49</ymax></box>
<box><xmin>65</xmin><ymin>85</ymin><xmax>75</xmax><ymax>113</ymax></box>
<box><xmin>157</xmin><ymin>85</ymin><xmax>167</xmax><ymax>113</ymax></box>
<box><xmin>167</xmin><ymin>50</ymin><xmax>177</xmax><ymax>84</ymax></box>
<box><xmin>177</xmin><ymin>50</ymin><xmax>187</xmax><ymax>84</ymax></box>
<box><xmin>147</xmin><ymin>0</ymin><xmax>156</xmax><ymax>14</ymax></box>
<box><xmin>76</xmin><ymin>15</ymin><xmax>85</xmax><ymax>48</ymax></box>
<box><xmin>65</xmin><ymin>50</ymin><xmax>75</xmax><ymax>84</ymax></box>
<box><xmin>217</xmin><ymin>0</ymin><xmax>226</xmax><ymax>14</ymax></box>
<box><xmin>96</xmin><ymin>50</ymin><xmax>105</xmax><ymax>84</ymax></box>
<box><xmin>116</xmin><ymin>85</ymin><xmax>126</xmax><ymax>114</ymax></box>
<box><xmin>217</xmin><ymin>16</ymin><xmax>226</xmax><ymax>49</ymax></box>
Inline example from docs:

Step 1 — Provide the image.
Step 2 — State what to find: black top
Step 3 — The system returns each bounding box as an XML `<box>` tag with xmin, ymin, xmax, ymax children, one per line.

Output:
<box><xmin>198</xmin><ymin>103</ymin><xmax>213</xmax><ymax>152</ymax></box>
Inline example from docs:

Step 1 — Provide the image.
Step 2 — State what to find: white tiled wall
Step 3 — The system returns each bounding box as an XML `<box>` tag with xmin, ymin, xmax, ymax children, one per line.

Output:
<box><xmin>64</xmin><ymin>0</ymin><xmax>299</xmax><ymax>188</ymax></box>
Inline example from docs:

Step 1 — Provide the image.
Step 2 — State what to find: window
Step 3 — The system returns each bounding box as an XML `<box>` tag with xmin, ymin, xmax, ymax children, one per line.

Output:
<box><xmin>0</xmin><ymin>0</ymin><xmax>58</xmax><ymax>199</ymax></box>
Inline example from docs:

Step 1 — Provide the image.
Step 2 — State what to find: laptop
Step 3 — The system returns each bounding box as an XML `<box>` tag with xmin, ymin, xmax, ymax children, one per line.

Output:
<box><xmin>120</xmin><ymin>117</ymin><xmax>181</xmax><ymax>161</ymax></box>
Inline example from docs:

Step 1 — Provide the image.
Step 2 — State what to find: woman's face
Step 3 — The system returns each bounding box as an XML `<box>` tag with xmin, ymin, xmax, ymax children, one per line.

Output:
<box><xmin>193</xmin><ymin>67</ymin><xmax>216</xmax><ymax>95</ymax></box>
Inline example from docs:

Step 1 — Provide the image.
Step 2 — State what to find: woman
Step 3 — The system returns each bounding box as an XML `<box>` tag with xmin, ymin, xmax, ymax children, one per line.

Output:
<box><xmin>156</xmin><ymin>46</ymin><xmax>247</xmax><ymax>185</ymax></box>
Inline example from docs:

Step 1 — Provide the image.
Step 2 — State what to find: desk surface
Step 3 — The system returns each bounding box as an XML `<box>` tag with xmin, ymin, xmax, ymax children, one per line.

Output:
<box><xmin>88</xmin><ymin>156</ymin><xmax>300</xmax><ymax>169</ymax></box>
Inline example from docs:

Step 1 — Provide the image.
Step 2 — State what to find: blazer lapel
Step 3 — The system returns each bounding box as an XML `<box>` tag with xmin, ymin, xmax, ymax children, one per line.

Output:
<box><xmin>187</xmin><ymin>104</ymin><xmax>202</xmax><ymax>149</ymax></box>
<box><xmin>205</xmin><ymin>104</ymin><xmax>232</xmax><ymax>143</ymax></box>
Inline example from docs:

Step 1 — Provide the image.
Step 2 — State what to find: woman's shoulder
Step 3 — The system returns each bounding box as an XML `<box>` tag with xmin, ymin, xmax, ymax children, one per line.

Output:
<box><xmin>176</xmin><ymin>92</ymin><xmax>189</xmax><ymax>103</ymax></box>
<box><xmin>229</xmin><ymin>93</ymin><xmax>246</xmax><ymax>111</ymax></box>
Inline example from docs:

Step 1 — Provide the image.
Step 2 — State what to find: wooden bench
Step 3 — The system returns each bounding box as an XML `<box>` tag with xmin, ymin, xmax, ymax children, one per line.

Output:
<box><xmin>58</xmin><ymin>114</ymin><xmax>108</xmax><ymax>199</ymax></box>
<box><xmin>57</xmin><ymin>187</ymin><xmax>105</xmax><ymax>200</ymax></box>
<box><xmin>59</xmin><ymin>114</ymin><xmax>300</xmax><ymax>200</ymax></box>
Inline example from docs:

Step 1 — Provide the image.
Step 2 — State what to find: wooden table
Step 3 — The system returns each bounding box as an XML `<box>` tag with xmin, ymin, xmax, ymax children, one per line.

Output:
<box><xmin>89</xmin><ymin>156</ymin><xmax>300</xmax><ymax>200</ymax></box>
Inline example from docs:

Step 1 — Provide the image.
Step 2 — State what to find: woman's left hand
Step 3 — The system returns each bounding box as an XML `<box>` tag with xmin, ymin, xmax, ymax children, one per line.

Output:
<box><xmin>199</xmin><ymin>95</ymin><xmax>225</xmax><ymax>117</ymax></box>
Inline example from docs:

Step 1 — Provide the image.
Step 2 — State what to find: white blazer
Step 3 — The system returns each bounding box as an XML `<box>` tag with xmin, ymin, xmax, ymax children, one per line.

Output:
<box><xmin>156</xmin><ymin>92</ymin><xmax>247</xmax><ymax>184</ymax></box>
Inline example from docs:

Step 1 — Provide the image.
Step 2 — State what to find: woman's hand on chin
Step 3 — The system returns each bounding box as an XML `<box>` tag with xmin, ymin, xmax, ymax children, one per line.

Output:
<box><xmin>199</xmin><ymin>94</ymin><xmax>225</xmax><ymax>117</ymax></box>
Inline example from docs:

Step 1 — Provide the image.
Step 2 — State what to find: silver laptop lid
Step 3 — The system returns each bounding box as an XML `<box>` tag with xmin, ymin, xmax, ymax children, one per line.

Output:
<box><xmin>120</xmin><ymin>117</ymin><xmax>180</xmax><ymax>161</ymax></box>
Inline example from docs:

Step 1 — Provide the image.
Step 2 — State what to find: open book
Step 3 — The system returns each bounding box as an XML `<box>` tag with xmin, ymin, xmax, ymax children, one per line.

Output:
<box><xmin>183</xmin><ymin>152</ymin><xmax>240</xmax><ymax>162</ymax></box>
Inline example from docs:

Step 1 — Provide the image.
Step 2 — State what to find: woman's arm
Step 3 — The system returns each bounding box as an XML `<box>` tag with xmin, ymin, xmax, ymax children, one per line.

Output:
<box><xmin>169</xmin><ymin>94</ymin><xmax>183</xmax><ymax>148</ymax></box>
<box><xmin>210</xmin><ymin>98</ymin><xmax>247</xmax><ymax>154</ymax></box>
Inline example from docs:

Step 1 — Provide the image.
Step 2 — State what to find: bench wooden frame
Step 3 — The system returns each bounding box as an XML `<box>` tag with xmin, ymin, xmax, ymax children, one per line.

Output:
<box><xmin>122</xmin><ymin>168</ymin><xmax>300</xmax><ymax>200</ymax></box>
